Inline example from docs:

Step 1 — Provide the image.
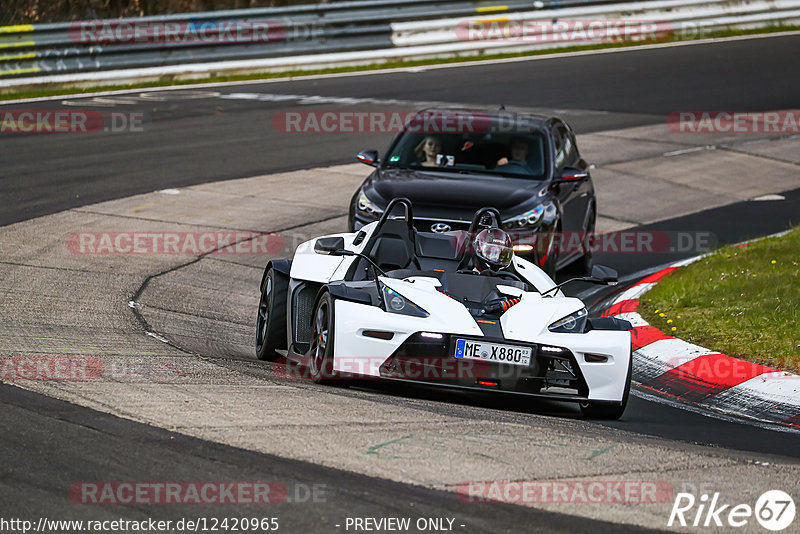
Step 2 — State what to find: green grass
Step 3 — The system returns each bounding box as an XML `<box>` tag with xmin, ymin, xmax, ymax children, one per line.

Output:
<box><xmin>639</xmin><ymin>226</ymin><xmax>800</xmax><ymax>373</ymax></box>
<box><xmin>2</xmin><ymin>24</ymin><xmax>799</xmax><ymax>101</ymax></box>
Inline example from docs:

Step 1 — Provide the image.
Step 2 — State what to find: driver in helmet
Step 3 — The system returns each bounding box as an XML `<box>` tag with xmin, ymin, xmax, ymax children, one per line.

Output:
<box><xmin>472</xmin><ymin>228</ymin><xmax>514</xmax><ymax>273</ymax></box>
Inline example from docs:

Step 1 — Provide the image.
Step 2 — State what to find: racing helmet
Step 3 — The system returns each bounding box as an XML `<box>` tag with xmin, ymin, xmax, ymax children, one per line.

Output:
<box><xmin>473</xmin><ymin>228</ymin><xmax>513</xmax><ymax>270</ymax></box>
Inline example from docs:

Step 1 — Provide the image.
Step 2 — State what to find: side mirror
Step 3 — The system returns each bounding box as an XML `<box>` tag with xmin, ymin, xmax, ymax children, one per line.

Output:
<box><xmin>314</xmin><ymin>236</ymin><xmax>346</xmax><ymax>255</ymax></box>
<box><xmin>557</xmin><ymin>167</ymin><xmax>589</xmax><ymax>182</ymax></box>
<box><xmin>590</xmin><ymin>264</ymin><xmax>618</xmax><ymax>285</ymax></box>
<box><xmin>356</xmin><ymin>150</ymin><xmax>379</xmax><ymax>167</ymax></box>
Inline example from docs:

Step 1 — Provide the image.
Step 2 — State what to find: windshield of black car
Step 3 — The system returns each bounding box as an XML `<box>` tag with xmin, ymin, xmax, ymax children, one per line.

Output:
<box><xmin>383</xmin><ymin>131</ymin><xmax>548</xmax><ymax>179</ymax></box>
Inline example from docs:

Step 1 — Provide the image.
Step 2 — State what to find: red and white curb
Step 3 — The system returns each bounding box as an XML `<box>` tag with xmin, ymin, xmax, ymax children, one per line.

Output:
<box><xmin>602</xmin><ymin>260</ymin><xmax>800</xmax><ymax>429</ymax></box>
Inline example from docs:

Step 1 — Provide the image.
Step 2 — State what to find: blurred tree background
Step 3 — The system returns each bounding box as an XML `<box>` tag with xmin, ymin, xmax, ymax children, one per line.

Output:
<box><xmin>2</xmin><ymin>0</ymin><xmax>338</xmax><ymax>24</ymax></box>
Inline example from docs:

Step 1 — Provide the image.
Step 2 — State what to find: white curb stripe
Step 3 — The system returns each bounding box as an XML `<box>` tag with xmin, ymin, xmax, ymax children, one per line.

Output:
<box><xmin>602</xmin><ymin>256</ymin><xmax>800</xmax><ymax>429</ymax></box>
<box><xmin>614</xmin><ymin>283</ymin><xmax>655</xmax><ymax>303</ymax></box>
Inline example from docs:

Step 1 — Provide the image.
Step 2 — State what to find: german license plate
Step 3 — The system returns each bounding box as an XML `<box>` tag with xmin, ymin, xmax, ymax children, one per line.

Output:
<box><xmin>454</xmin><ymin>339</ymin><xmax>532</xmax><ymax>366</ymax></box>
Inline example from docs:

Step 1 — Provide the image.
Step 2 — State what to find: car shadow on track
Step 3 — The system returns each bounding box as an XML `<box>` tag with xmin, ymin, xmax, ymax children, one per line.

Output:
<box><xmin>272</xmin><ymin>356</ymin><xmax>589</xmax><ymax>421</ymax></box>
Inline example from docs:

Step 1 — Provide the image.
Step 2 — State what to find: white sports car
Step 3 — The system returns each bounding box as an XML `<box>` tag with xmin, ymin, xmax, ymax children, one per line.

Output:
<box><xmin>256</xmin><ymin>199</ymin><xmax>632</xmax><ymax>419</ymax></box>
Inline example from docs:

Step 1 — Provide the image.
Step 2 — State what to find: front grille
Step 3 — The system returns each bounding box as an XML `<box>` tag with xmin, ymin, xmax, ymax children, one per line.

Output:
<box><xmin>380</xmin><ymin>334</ymin><xmax>590</xmax><ymax>397</ymax></box>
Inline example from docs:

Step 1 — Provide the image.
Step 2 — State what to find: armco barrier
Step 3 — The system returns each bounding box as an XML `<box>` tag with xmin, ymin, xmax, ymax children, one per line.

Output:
<box><xmin>391</xmin><ymin>0</ymin><xmax>800</xmax><ymax>54</ymax></box>
<box><xmin>1</xmin><ymin>0</ymin><xmax>798</xmax><ymax>88</ymax></box>
<box><xmin>0</xmin><ymin>0</ymin><xmax>542</xmax><ymax>78</ymax></box>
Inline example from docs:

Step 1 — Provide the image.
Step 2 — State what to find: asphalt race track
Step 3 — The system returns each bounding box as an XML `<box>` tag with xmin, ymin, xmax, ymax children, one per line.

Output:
<box><xmin>2</xmin><ymin>34</ymin><xmax>799</xmax><ymax>532</ymax></box>
<box><xmin>4</xmin><ymin>33</ymin><xmax>800</xmax><ymax>226</ymax></box>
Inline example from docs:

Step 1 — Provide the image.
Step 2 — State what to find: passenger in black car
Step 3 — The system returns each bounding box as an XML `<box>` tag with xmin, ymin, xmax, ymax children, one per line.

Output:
<box><xmin>414</xmin><ymin>135</ymin><xmax>443</xmax><ymax>167</ymax></box>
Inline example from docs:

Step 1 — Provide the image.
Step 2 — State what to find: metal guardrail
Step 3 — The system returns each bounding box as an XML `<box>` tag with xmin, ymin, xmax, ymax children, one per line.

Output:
<box><xmin>1</xmin><ymin>0</ymin><xmax>797</xmax><ymax>84</ymax></box>
<box><xmin>0</xmin><ymin>0</ymin><xmax>628</xmax><ymax>79</ymax></box>
<box><xmin>391</xmin><ymin>0</ymin><xmax>800</xmax><ymax>50</ymax></box>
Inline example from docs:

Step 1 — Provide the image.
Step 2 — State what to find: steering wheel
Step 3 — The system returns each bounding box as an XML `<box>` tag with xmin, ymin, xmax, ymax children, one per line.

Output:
<box><xmin>497</xmin><ymin>161</ymin><xmax>535</xmax><ymax>174</ymax></box>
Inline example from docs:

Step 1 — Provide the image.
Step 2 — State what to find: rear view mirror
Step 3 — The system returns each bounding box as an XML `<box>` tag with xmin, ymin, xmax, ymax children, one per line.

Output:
<box><xmin>356</xmin><ymin>150</ymin><xmax>379</xmax><ymax>167</ymax></box>
<box><xmin>591</xmin><ymin>264</ymin><xmax>618</xmax><ymax>285</ymax></box>
<box><xmin>314</xmin><ymin>237</ymin><xmax>346</xmax><ymax>255</ymax></box>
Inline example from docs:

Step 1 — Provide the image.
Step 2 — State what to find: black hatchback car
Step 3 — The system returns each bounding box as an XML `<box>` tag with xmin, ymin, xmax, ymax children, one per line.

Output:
<box><xmin>348</xmin><ymin>109</ymin><xmax>596</xmax><ymax>277</ymax></box>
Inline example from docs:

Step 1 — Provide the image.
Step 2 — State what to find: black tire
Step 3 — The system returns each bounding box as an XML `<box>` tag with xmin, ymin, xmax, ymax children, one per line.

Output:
<box><xmin>580</xmin><ymin>351</ymin><xmax>632</xmax><ymax>420</ymax></box>
<box><xmin>255</xmin><ymin>268</ymin><xmax>288</xmax><ymax>361</ymax></box>
<box><xmin>542</xmin><ymin>226</ymin><xmax>560</xmax><ymax>280</ymax></box>
<box><xmin>309</xmin><ymin>291</ymin><xmax>337</xmax><ymax>384</ymax></box>
<box><xmin>562</xmin><ymin>207</ymin><xmax>595</xmax><ymax>277</ymax></box>
<box><xmin>576</xmin><ymin>207</ymin><xmax>596</xmax><ymax>276</ymax></box>
<box><xmin>347</xmin><ymin>190</ymin><xmax>359</xmax><ymax>232</ymax></box>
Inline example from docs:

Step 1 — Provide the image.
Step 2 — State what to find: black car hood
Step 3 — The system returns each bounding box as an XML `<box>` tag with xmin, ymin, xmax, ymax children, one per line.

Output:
<box><xmin>368</xmin><ymin>168</ymin><xmax>545</xmax><ymax>213</ymax></box>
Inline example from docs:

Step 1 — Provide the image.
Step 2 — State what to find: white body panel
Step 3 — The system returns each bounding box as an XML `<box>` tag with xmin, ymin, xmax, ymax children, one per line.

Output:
<box><xmin>285</xmin><ymin>220</ymin><xmax>631</xmax><ymax>403</ymax></box>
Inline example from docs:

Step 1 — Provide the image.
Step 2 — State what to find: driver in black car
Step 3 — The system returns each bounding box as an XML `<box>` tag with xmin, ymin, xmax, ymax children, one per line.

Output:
<box><xmin>496</xmin><ymin>137</ymin><xmax>530</xmax><ymax>168</ymax></box>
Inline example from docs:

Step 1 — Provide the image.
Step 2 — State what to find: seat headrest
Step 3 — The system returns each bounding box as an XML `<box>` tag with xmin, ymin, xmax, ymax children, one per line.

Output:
<box><xmin>370</xmin><ymin>237</ymin><xmax>412</xmax><ymax>271</ymax></box>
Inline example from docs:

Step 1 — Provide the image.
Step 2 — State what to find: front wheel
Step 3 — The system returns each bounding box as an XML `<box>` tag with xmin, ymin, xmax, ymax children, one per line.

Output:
<box><xmin>541</xmin><ymin>227</ymin><xmax>560</xmax><ymax>280</ymax></box>
<box><xmin>580</xmin><ymin>352</ymin><xmax>632</xmax><ymax>420</ymax></box>
<box><xmin>255</xmin><ymin>268</ymin><xmax>288</xmax><ymax>361</ymax></box>
<box><xmin>575</xmin><ymin>207</ymin><xmax>596</xmax><ymax>276</ymax></box>
<box><xmin>309</xmin><ymin>292</ymin><xmax>337</xmax><ymax>384</ymax></box>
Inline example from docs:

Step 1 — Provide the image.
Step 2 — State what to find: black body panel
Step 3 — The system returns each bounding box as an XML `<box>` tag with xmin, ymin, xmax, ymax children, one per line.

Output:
<box><xmin>349</xmin><ymin>110</ymin><xmax>596</xmax><ymax>273</ymax></box>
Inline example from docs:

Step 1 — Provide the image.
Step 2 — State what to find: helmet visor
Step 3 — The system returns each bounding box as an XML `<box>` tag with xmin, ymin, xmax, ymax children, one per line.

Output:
<box><xmin>475</xmin><ymin>230</ymin><xmax>513</xmax><ymax>268</ymax></box>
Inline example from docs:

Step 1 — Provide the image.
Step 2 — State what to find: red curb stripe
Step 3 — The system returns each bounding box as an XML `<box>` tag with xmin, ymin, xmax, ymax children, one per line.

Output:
<box><xmin>601</xmin><ymin>298</ymin><xmax>639</xmax><ymax>317</ymax></box>
<box><xmin>644</xmin><ymin>353</ymin><xmax>775</xmax><ymax>402</ymax></box>
<box><xmin>631</xmin><ymin>325</ymin><xmax>674</xmax><ymax>352</ymax></box>
<box><xmin>784</xmin><ymin>414</ymin><xmax>800</xmax><ymax>428</ymax></box>
<box><xmin>634</xmin><ymin>266</ymin><xmax>678</xmax><ymax>286</ymax></box>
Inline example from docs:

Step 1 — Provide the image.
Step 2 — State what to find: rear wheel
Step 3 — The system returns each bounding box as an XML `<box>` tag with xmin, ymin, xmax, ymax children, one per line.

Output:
<box><xmin>580</xmin><ymin>352</ymin><xmax>632</xmax><ymax>420</ymax></box>
<box><xmin>255</xmin><ymin>268</ymin><xmax>288</xmax><ymax>361</ymax></box>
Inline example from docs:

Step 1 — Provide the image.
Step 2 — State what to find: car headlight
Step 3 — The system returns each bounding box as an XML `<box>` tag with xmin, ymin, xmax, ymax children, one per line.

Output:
<box><xmin>503</xmin><ymin>205</ymin><xmax>544</xmax><ymax>230</ymax></box>
<box><xmin>548</xmin><ymin>308</ymin><xmax>587</xmax><ymax>333</ymax></box>
<box><xmin>357</xmin><ymin>191</ymin><xmax>383</xmax><ymax>217</ymax></box>
<box><xmin>381</xmin><ymin>284</ymin><xmax>429</xmax><ymax>318</ymax></box>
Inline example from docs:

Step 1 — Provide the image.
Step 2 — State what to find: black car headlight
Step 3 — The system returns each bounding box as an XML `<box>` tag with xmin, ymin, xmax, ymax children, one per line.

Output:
<box><xmin>503</xmin><ymin>205</ymin><xmax>544</xmax><ymax>230</ymax></box>
<box><xmin>548</xmin><ymin>308</ymin><xmax>587</xmax><ymax>333</ymax></box>
<box><xmin>357</xmin><ymin>191</ymin><xmax>383</xmax><ymax>218</ymax></box>
<box><xmin>381</xmin><ymin>284</ymin><xmax>429</xmax><ymax>318</ymax></box>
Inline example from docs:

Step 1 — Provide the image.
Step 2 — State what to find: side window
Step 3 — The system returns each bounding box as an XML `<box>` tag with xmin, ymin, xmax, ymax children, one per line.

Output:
<box><xmin>565</xmin><ymin>129</ymin><xmax>579</xmax><ymax>164</ymax></box>
<box><xmin>553</xmin><ymin>124</ymin><xmax>577</xmax><ymax>168</ymax></box>
<box><xmin>553</xmin><ymin>125</ymin><xmax>567</xmax><ymax>169</ymax></box>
